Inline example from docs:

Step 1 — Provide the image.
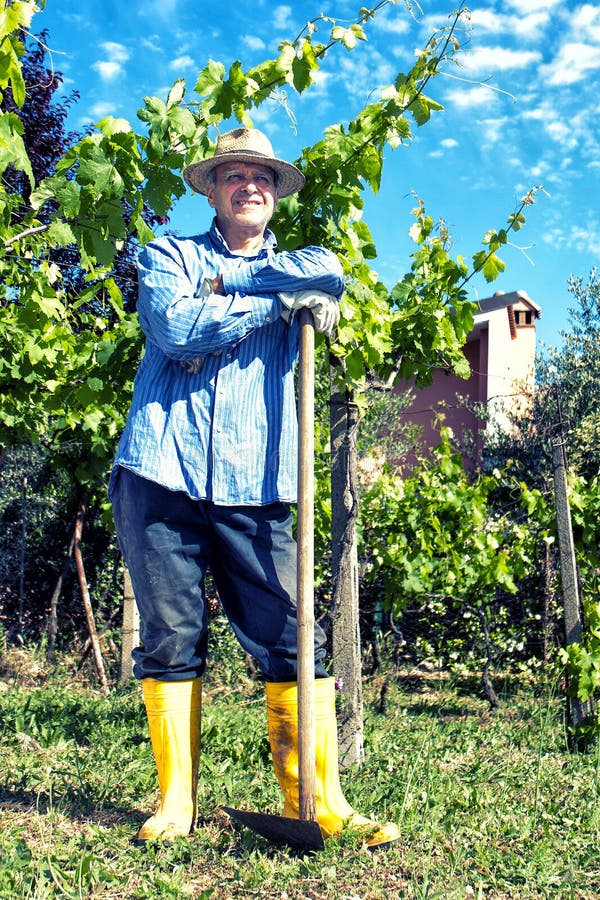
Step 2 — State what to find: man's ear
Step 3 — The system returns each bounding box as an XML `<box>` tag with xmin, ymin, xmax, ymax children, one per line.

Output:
<box><xmin>206</xmin><ymin>188</ymin><xmax>216</xmax><ymax>209</ymax></box>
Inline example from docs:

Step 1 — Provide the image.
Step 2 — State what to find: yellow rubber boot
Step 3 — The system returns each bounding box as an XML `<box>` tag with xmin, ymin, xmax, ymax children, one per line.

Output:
<box><xmin>137</xmin><ymin>677</ymin><xmax>202</xmax><ymax>842</ymax></box>
<box><xmin>266</xmin><ymin>677</ymin><xmax>400</xmax><ymax>849</ymax></box>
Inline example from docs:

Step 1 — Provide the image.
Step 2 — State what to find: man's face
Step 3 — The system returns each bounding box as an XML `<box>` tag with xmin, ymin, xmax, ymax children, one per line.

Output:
<box><xmin>207</xmin><ymin>162</ymin><xmax>278</xmax><ymax>237</ymax></box>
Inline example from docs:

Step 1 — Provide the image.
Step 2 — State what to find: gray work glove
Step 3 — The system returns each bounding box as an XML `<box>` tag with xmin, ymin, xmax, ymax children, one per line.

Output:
<box><xmin>279</xmin><ymin>290</ymin><xmax>340</xmax><ymax>338</ymax></box>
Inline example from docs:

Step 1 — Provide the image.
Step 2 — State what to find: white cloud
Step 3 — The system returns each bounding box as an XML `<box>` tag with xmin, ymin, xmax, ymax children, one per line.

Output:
<box><xmin>541</xmin><ymin>182</ymin><xmax>600</xmax><ymax>255</ymax></box>
<box><xmin>506</xmin><ymin>0</ymin><xmax>561</xmax><ymax>12</ymax></box>
<box><xmin>545</xmin><ymin>119</ymin><xmax>573</xmax><ymax>145</ymax></box>
<box><xmin>572</xmin><ymin>3</ymin><xmax>600</xmax><ymax>31</ymax></box>
<box><xmin>522</xmin><ymin>105</ymin><xmax>546</xmax><ymax>122</ymax></box>
<box><xmin>522</xmin><ymin>100</ymin><xmax>582</xmax><ymax>150</ymax></box>
<box><xmin>273</xmin><ymin>5</ymin><xmax>292</xmax><ymax>32</ymax></box>
<box><xmin>249</xmin><ymin>103</ymin><xmax>280</xmax><ymax>126</ymax></box>
<box><xmin>242</xmin><ymin>34</ymin><xmax>266</xmax><ymax>51</ymax></box>
<box><xmin>478</xmin><ymin>117</ymin><xmax>509</xmax><ymax>147</ymax></box>
<box><xmin>544</xmin><ymin>42</ymin><xmax>600</xmax><ymax>85</ymax></box>
<box><xmin>541</xmin><ymin>226</ymin><xmax>565</xmax><ymax>248</ymax></box>
<box><xmin>565</xmin><ymin>6</ymin><xmax>600</xmax><ymax>50</ymax></box>
<box><xmin>334</xmin><ymin>50</ymin><xmax>395</xmax><ymax>103</ymax></box>
<box><xmin>528</xmin><ymin>163</ymin><xmax>546</xmax><ymax>179</ymax></box>
<box><xmin>566</xmin><ymin>221</ymin><xmax>600</xmax><ymax>257</ymax></box>
<box><xmin>470</xmin><ymin>9</ymin><xmax>502</xmax><ymax>31</ymax></box>
<box><xmin>429</xmin><ymin>137</ymin><xmax>459</xmax><ymax>158</ymax></box>
<box><xmin>92</xmin><ymin>42</ymin><xmax>129</xmax><ymax>82</ymax></box>
<box><xmin>470</xmin><ymin>9</ymin><xmax>549</xmax><ymax>39</ymax></box>
<box><xmin>143</xmin><ymin>0</ymin><xmax>180</xmax><ymax>19</ymax></box>
<box><xmin>311</xmin><ymin>70</ymin><xmax>330</xmax><ymax>89</ymax></box>
<box><xmin>89</xmin><ymin>102</ymin><xmax>114</xmax><ymax>119</ymax></box>
<box><xmin>155</xmin><ymin>85</ymin><xmax>173</xmax><ymax>101</ymax></box>
<box><xmin>372</xmin><ymin>9</ymin><xmax>410</xmax><ymax>35</ymax></box>
<box><xmin>461</xmin><ymin>45</ymin><xmax>541</xmax><ymax>74</ymax></box>
<box><xmin>100</xmin><ymin>42</ymin><xmax>129</xmax><ymax>64</ymax></box>
<box><xmin>538</xmin><ymin>102</ymin><xmax>599</xmax><ymax>166</ymax></box>
<box><xmin>92</xmin><ymin>61</ymin><xmax>122</xmax><ymax>81</ymax></box>
<box><xmin>141</xmin><ymin>36</ymin><xmax>163</xmax><ymax>53</ymax></box>
<box><xmin>170</xmin><ymin>55</ymin><xmax>195</xmax><ymax>70</ymax></box>
<box><xmin>513</xmin><ymin>12</ymin><xmax>550</xmax><ymax>38</ymax></box>
<box><xmin>445</xmin><ymin>85</ymin><xmax>498</xmax><ymax>109</ymax></box>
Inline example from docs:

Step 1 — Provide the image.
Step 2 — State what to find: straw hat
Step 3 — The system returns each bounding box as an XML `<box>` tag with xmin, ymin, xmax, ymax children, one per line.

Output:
<box><xmin>183</xmin><ymin>128</ymin><xmax>305</xmax><ymax>198</ymax></box>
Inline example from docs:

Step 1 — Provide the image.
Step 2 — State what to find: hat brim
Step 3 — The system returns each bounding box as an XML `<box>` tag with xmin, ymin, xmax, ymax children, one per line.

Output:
<box><xmin>183</xmin><ymin>152</ymin><xmax>305</xmax><ymax>198</ymax></box>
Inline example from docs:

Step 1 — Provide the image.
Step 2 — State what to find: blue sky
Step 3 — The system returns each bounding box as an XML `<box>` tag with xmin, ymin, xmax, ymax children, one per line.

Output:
<box><xmin>33</xmin><ymin>0</ymin><xmax>600</xmax><ymax>350</ymax></box>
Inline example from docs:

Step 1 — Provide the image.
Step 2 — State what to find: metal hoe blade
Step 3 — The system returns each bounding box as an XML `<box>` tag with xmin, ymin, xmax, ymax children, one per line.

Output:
<box><xmin>222</xmin><ymin>806</ymin><xmax>325</xmax><ymax>852</ymax></box>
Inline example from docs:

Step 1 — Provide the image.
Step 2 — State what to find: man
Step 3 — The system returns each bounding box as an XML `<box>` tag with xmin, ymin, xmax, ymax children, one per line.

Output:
<box><xmin>110</xmin><ymin>128</ymin><xmax>399</xmax><ymax>849</ymax></box>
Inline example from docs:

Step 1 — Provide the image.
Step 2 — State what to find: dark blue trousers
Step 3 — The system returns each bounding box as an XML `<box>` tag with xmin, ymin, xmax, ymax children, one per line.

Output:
<box><xmin>112</xmin><ymin>467</ymin><xmax>328</xmax><ymax>682</ymax></box>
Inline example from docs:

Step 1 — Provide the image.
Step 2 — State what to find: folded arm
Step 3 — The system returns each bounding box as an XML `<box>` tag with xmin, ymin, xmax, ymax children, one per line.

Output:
<box><xmin>222</xmin><ymin>246</ymin><xmax>345</xmax><ymax>300</ymax></box>
<box><xmin>137</xmin><ymin>239</ymin><xmax>345</xmax><ymax>360</ymax></box>
<box><xmin>137</xmin><ymin>238</ymin><xmax>279</xmax><ymax>361</ymax></box>
<box><xmin>221</xmin><ymin>246</ymin><xmax>345</xmax><ymax>336</ymax></box>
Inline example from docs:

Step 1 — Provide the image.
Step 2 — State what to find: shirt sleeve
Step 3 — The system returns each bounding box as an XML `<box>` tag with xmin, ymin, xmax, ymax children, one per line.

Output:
<box><xmin>137</xmin><ymin>237</ymin><xmax>281</xmax><ymax>361</ymax></box>
<box><xmin>222</xmin><ymin>246</ymin><xmax>345</xmax><ymax>300</ymax></box>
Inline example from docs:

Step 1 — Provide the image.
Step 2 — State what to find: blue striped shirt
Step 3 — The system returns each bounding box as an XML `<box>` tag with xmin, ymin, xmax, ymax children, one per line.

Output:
<box><xmin>110</xmin><ymin>218</ymin><xmax>344</xmax><ymax>505</ymax></box>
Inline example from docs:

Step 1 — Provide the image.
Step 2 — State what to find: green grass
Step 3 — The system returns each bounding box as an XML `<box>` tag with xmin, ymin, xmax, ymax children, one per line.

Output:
<box><xmin>1</xmin><ymin>651</ymin><xmax>600</xmax><ymax>898</ymax></box>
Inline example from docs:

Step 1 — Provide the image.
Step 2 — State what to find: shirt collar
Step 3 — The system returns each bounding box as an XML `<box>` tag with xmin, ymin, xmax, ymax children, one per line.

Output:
<box><xmin>208</xmin><ymin>217</ymin><xmax>278</xmax><ymax>257</ymax></box>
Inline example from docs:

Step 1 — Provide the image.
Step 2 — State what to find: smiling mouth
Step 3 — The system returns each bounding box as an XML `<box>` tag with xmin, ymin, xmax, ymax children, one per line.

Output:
<box><xmin>234</xmin><ymin>199</ymin><xmax>262</xmax><ymax>210</ymax></box>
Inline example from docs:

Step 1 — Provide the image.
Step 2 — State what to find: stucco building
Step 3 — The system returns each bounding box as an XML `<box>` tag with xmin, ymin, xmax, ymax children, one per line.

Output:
<box><xmin>396</xmin><ymin>290</ymin><xmax>541</xmax><ymax>463</ymax></box>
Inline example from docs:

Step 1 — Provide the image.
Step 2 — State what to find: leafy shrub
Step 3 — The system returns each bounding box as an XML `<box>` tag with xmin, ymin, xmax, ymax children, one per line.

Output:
<box><xmin>358</xmin><ymin>429</ymin><xmax>552</xmax><ymax>688</ymax></box>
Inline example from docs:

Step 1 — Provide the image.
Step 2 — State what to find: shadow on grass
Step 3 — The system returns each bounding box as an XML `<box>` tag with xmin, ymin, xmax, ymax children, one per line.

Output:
<box><xmin>399</xmin><ymin>700</ymin><xmax>488</xmax><ymax>719</ymax></box>
<box><xmin>0</xmin><ymin>785</ymin><xmax>145</xmax><ymax>828</ymax></box>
